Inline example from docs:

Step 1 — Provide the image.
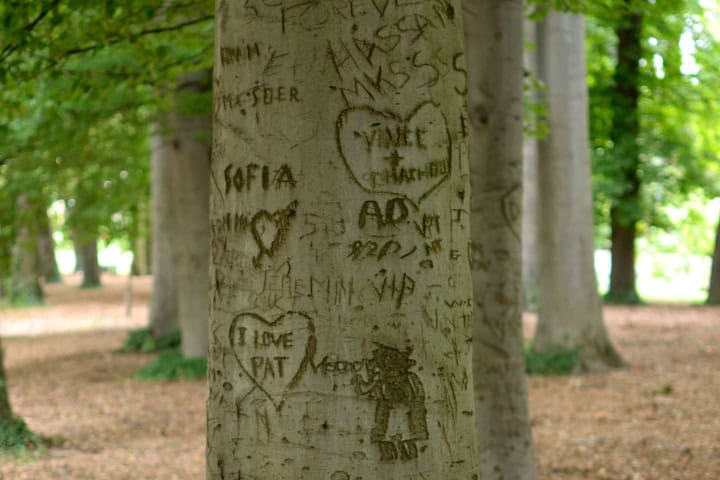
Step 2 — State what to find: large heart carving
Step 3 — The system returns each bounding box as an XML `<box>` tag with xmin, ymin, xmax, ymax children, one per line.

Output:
<box><xmin>336</xmin><ymin>101</ymin><xmax>452</xmax><ymax>204</ymax></box>
<box><xmin>229</xmin><ymin>311</ymin><xmax>316</xmax><ymax>411</ymax></box>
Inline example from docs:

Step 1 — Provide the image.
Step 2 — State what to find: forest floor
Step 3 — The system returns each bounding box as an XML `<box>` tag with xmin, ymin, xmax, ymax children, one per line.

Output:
<box><xmin>0</xmin><ymin>274</ymin><xmax>718</xmax><ymax>480</ymax></box>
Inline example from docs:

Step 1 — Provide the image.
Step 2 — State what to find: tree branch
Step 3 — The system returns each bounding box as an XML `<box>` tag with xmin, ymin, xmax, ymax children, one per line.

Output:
<box><xmin>61</xmin><ymin>14</ymin><xmax>213</xmax><ymax>58</ymax></box>
<box><xmin>0</xmin><ymin>0</ymin><xmax>62</xmax><ymax>63</ymax></box>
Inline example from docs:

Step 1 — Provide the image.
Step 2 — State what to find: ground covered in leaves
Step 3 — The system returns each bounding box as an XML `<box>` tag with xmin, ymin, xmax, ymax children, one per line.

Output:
<box><xmin>0</xmin><ymin>274</ymin><xmax>718</xmax><ymax>479</ymax></box>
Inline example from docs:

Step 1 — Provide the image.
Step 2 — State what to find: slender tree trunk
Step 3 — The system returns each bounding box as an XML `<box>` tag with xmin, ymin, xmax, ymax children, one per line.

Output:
<box><xmin>209</xmin><ymin>1</ymin><xmax>479</xmax><ymax>478</ymax></box>
<box><xmin>72</xmin><ymin>230</ymin><xmax>85</xmax><ymax>274</ymax></box>
<box><xmin>533</xmin><ymin>11</ymin><xmax>625</xmax><ymax>372</ymax></box>
<box><xmin>707</xmin><ymin>209</ymin><xmax>720</xmax><ymax>304</ymax></box>
<box><xmin>606</xmin><ymin>5</ymin><xmax>642</xmax><ymax>304</ymax></box>
<box><xmin>0</xmin><ymin>337</ymin><xmax>13</xmax><ymax>421</ymax></box>
<box><xmin>148</xmin><ymin>126</ymin><xmax>179</xmax><ymax>338</ymax></box>
<box><xmin>38</xmin><ymin>210</ymin><xmax>61</xmax><ymax>283</ymax></box>
<box><xmin>78</xmin><ymin>237</ymin><xmax>101</xmax><ymax>288</ymax></box>
<box><xmin>169</xmin><ymin>71</ymin><xmax>211</xmax><ymax>358</ymax></box>
<box><xmin>11</xmin><ymin>194</ymin><xmax>44</xmax><ymax>304</ymax></box>
<box><xmin>131</xmin><ymin>202</ymin><xmax>151</xmax><ymax>276</ymax></box>
<box><xmin>465</xmin><ymin>1</ymin><xmax>537</xmax><ymax>478</ymax></box>
<box><xmin>522</xmin><ymin>18</ymin><xmax>539</xmax><ymax>310</ymax></box>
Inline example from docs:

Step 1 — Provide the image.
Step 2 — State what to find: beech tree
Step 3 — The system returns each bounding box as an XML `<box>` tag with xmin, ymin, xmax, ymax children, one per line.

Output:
<box><xmin>147</xmin><ymin>127</ymin><xmax>180</xmax><ymax>338</ymax></box>
<box><xmin>465</xmin><ymin>0</ymin><xmax>537</xmax><ymax>478</ymax></box>
<box><xmin>208</xmin><ymin>0</ymin><xmax>480</xmax><ymax>478</ymax></box>
<box><xmin>533</xmin><ymin>10</ymin><xmax>624</xmax><ymax>371</ymax></box>
<box><xmin>707</xmin><ymin>213</ymin><xmax>720</xmax><ymax>304</ymax></box>
<box><xmin>168</xmin><ymin>71</ymin><xmax>211</xmax><ymax>358</ymax></box>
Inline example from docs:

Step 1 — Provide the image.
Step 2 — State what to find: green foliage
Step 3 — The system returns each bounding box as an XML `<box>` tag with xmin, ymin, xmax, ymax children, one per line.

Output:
<box><xmin>135</xmin><ymin>351</ymin><xmax>206</xmax><ymax>381</ymax></box>
<box><xmin>120</xmin><ymin>328</ymin><xmax>181</xmax><ymax>353</ymax></box>
<box><xmin>525</xmin><ymin>343</ymin><xmax>579</xmax><ymax>376</ymax></box>
<box><xmin>584</xmin><ymin>0</ymin><xmax>720</xmax><ymax>255</ymax></box>
<box><xmin>0</xmin><ymin>417</ymin><xmax>40</xmax><ymax>454</ymax></box>
<box><xmin>0</xmin><ymin>0</ymin><xmax>212</xmax><ymax>270</ymax></box>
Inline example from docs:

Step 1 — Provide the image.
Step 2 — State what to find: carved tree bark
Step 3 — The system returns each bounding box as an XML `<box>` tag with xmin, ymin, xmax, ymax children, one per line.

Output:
<box><xmin>209</xmin><ymin>1</ymin><xmax>479</xmax><ymax>478</ymax></box>
<box><xmin>465</xmin><ymin>0</ymin><xmax>537</xmax><ymax>478</ymax></box>
<box><xmin>148</xmin><ymin>126</ymin><xmax>179</xmax><ymax>338</ymax></box>
<box><xmin>169</xmin><ymin>71</ymin><xmax>211</xmax><ymax>358</ymax></box>
<box><xmin>534</xmin><ymin>11</ymin><xmax>625</xmax><ymax>372</ymax></box>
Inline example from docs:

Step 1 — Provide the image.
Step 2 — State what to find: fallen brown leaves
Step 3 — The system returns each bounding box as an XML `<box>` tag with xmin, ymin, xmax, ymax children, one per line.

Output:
<box><xmin>0</xmin><ymin>275</ymin><xmax>718</xmax><ymax>479</ymax></box>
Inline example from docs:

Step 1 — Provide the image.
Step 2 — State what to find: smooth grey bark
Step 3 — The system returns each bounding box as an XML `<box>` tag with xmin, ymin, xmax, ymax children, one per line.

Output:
<box><xmin>168</xmin><ymin>72</ymin><xmax>210</xmax><ymax>359</ymax></box>
<box><xmin>465</xmin><ymin>1</ymin><xmax>537</xmax><ymax>479</ymax></box>
<box><xmin>209</xmin><ymin>1</ymin><xmax>479</xmax><ymax>478</ymax></box>
<box><xmin>533</xmin><ymin>12</ymin><xmax>624</xmax><ymax>372</ymax></box>
<box><xmin>707</xmin><ymin>209</ymin><xmax>720</xmax><ymax>304</ymax></box>
<box><xmin>148</xmin><ymin>127</ymin><xmax>179</xmax><ymax>338</ymax></box>
<box><xmin>11</xmin><ymin>194</ymin><xmax>44</xmax><ymax>304</ymax></box>
<box><xmin>522</xmin><ymin>18</ymin><xmax>539</xmax><ymax>309</ymax></box>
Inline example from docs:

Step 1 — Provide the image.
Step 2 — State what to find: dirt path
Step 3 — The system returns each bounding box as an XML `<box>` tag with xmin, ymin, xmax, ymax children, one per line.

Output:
<box><xmin>1</xmin><ymin>275</ymin><xmax>719</xmax><ymax>479</ymax></box>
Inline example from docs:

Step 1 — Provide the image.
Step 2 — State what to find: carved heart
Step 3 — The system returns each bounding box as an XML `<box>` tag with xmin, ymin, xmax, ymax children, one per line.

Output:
<box><xmin>229</xmin><ymin>311</ymin><xmax>316</xmax><ymax>411</ymax></box>
<box><xmin>336</xmin><ymin>102</ymin><xmax>452</xmax><ymax>204</ymax></box>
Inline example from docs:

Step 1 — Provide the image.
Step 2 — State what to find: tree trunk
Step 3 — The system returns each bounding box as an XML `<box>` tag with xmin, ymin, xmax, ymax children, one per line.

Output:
<box><xmin>131</xmin><ymin>201</ymin><xmax>151</xmax><ymax>276</ymax></box>
<box><xmin>148</xmin><ymin>126</ymin><xmax>180</xmax><ymax>338</ymax></box>
<box><xmin>707</xmin><ymin>208</ymin><xmax>720</xmax><ymax>304</ymax></box>
<box><xmin>169</xmin><ymin>72</ymin><xmax>211</xmax><ymax>359</ymax></box>
<box><xmin>465</xmin><ymin>1</ymin><xmax>537</xmax><ymax>479</ymax></box>
<box><xmin>522</xmin><ymin>18</ymin><xmax>539</xmax><ymax>310</ymax></box>
<box><xmin>0</xmin><ymin>337</ymin><xmax>13</xmax><ymax>422</ymax></box>
<box><xmin>11</xmin><ymin>194</ymin><xmax>44</xmax><ymax>304</ymax></box>
<box><xmin>533</xmin><ymin>11</ymin><xmax>625</xmax><ymax>372</ymax></box>
<box><xmin>606</xmin><ymin>5</ymin><xmax>642</xmax><ymax>304</ymax></box>
<box><xmin>209</xmin><ymin>1</ymin><xmax>479</xmax><ymax>478</ymax></box>
<box><xmin>38</xmin><ymin>210</ymin><xmax>61</xmax><ymax>284</ymax></box>
<box><xmin>73</xmin><ymin>230</ymin><xmax>85</xmax><ymax>273</ymax></box>
<box><xmin>78</xmin><ymin>237</ymin><xmax>101</xmax><ymax>288</ymax></box>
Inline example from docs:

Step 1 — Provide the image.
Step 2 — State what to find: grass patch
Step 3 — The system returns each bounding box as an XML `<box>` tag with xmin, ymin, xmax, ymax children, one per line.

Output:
<box><xmin>119</xmin><ymin>328</ymin><xmax>181</xmax><ymax>353</ymax></box>
<box><xmin>525</xmin><ymin>343</ymin><xmax>579</xmax><ymax>376</ymax></box>
<box><xmin>135</xmin><ymin>351</ymin><xmax>206</xmax><ymax>381</ymax></box>
<box><xmin>0</xmin><ymin>417</ymin><xmax>41</xmax><ymax>455</ymax></box>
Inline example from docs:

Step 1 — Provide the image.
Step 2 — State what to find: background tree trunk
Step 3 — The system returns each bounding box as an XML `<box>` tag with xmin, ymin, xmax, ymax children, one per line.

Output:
<box><xmin>169</xmin><ymin>71</ymin><xmax>211</xmax><ymax>359</ymax></box>
<box><xmin>465</xmin><ymin>1</ymin><xmax>537</xmax><ymax>478</ymax></box>
<box><xmin>78</xmin><ymin>237</ymin><xmax>101</xmax><ymax>288</ymax></box>
<box><xmin>606</xmin><ymin>4</ymin><xmax>642</xmax><ymax>304</ymax></box>
<box><xmin>209</xmin><ymin>1</ymin><xmax>479</xmax><ymax>478</ymax></box>
<box><xmin>147</xmin><ymin>126</ymin><xmax>179</xmax><ymax>338</ymax></box>
<box><xmin>73</xmin><ymin>232</ymin><xmax>84</xmax><ymax>273</ymax></box>
<box><xmin>38</xmin><ymin>210</ymin><xmax>61</xmax><ymax>284</ymax></box>
<box><xmin>0</xmin><ymin>337</ymin><xmax>13</xmax><ymax>421</ymax></box>
<box><xmin>131</xmin><ymin>201</ymin><xmax>151</xmax><ymax>276</ymax></box>
<box><xmin>11</xmin><ymin>194</ymin><xmax>44</xmax><ymax>304</ymax></box>
<box><xmin>522</xmin><ymin>17</ymin><xmax>540</xmax><ymax>310</ymax></box>
<box><xmin>534</xmin><ymin>11</ymin><xmax>625</xmax><ymax>372</ymax></box>
<box><xmin>707</xmin><ymin>209</ymin><xmax>720</xmax><ymax>304</ymax></box>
